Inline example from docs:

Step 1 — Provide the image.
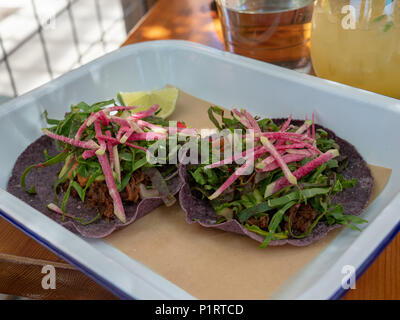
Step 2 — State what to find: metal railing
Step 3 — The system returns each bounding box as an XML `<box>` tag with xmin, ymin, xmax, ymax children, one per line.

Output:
<box><xmin>0</xmin><ymin>0</ymin><xmax>155</xmax><ymax>99</ymax></box>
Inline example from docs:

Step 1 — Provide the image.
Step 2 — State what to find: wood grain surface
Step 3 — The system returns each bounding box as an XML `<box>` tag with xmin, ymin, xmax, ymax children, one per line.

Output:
<box><xmin>0</xmin><ymin>0</ymin><xmax>398</xmax><ymax>300</ymax></box>
<box><xmin>0</xmin><ymin>217</ymin><xmax>117</xmax><ymax>299</ymax></box>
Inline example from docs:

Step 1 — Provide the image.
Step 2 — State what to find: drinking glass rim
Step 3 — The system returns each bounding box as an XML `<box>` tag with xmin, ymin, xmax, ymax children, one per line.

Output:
<box><xmin>215</xmin><ymin>0</ymin><xmax>315</xmax><ymax>14</ymax></box>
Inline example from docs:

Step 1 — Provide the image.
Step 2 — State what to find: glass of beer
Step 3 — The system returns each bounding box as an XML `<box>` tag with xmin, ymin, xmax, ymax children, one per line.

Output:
<box><xmin>215</xmin><ymin>0</ymin><xmax>315</xmax><ymax>72</ymax></box>
<box><xmin>311</xmin><ymin>0</ymin><xmax>400</xmax><ymax>99</ymax></box>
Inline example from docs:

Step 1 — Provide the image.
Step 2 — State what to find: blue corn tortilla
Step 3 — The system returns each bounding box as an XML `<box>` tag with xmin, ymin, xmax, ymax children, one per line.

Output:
<box><xmin>7</xmin><ymin>135</ymin><xmax>182</xmax><ymax>238</ymax></box>
<box><xmin>178</xmin><ymin>121</ymin><xmax>374</xmax><ymax>246</ymax></box>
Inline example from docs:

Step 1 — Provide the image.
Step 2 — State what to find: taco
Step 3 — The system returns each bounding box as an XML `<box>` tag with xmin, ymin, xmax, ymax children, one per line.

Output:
<box><xmin>7</xmin><ymin>99</ymin><xmax>183</xmax><ymax>238</ymax></box>
<box><xmin>179</xmin><ymin>107</ymin><xmax>373</xmax><ymax>247</ymax></box>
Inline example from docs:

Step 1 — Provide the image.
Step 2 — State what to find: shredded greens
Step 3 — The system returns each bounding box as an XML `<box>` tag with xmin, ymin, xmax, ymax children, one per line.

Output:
<box><xmin>22</xmin><ymin>98</ymin><xmax>180</xmax><ymax>225</ymax></box>
<box><xmin>188</xmin><ymin>107</ymin><xmax>368</xmax><ymax>248</ymax></box>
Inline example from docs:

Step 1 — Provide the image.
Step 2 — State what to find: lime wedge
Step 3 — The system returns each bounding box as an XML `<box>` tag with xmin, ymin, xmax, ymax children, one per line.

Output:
<box><xmin>118</xmin><ymin>87</ymin><xmax>179</xmax><ymax>119</ymax></box>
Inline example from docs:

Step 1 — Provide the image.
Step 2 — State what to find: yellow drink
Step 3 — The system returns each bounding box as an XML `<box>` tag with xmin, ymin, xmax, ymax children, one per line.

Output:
<box><xmin>311</xmin><ymin>0</ymin><xmax>400</xmax><ymax>99</ymax></box>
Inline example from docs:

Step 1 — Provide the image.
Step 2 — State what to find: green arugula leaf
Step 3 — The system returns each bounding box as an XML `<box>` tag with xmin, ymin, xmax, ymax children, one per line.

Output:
<box><xmin>43</xmin><ymin>110</ymin><xmax>60</xmax><ymax>125</ymax></box>
<box><xmin>245</xmin><ymin>224</ymin><xmax>288</xmax><ymax>240</ymax></box>
<box><xmin>21</xmin><ymin>151</ymin><xmax>69</xmax><ymax>194</ymax></box>
<box><xmin>72</xmin><ymin>182</ymin><xmax>85</xmax><ymax>202</ymax></box>
<box><xmin>260</xmin><ymin>201</ymin><xmax>296</xmax><ymax>248</ymax></box>
<box><xmin>191</xmin><ymin>167</ymin><xmax>207</xmax><ymax>185</ymax></box>
<box><xmin>208</xmin><ymin>106</ymin><xmax>224</xmax><ymax>130</ymax></box>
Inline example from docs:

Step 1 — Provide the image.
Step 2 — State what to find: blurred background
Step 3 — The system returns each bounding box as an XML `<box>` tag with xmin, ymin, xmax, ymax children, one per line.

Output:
<box><xmin>0</xmin><ymin>0</ymin><xmax>157</xmax><ymax>104</ymax></box>
<box><xmin>0</xmin><ymin>0</ymin><xmax>157</xmax><ymax>300</ymax></box>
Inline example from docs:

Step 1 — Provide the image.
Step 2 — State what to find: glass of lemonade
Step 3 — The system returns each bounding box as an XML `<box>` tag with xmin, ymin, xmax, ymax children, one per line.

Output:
<box><xmin>311</xmin><ymin>0</ymin><xmax>400</xmax><ymax>99</ymax></box>
<box><xmin>216</xmin><ymin>0</ymin><xmax>315</xmax><ymax>72</ymax></box>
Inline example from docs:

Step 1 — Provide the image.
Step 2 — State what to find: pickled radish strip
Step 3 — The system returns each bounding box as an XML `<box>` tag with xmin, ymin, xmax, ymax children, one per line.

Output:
<box><xmin>127</xmin><ymin>132</ymin><xmax>167</xmax><ymax>141</ymax></box>
<box><xmin>259</xmin><ymin>153</ymin><xmax>309</xmax><ymax>172</ymax></box>
<box><xmin>42</xmin><ymin>129</ymin><xmax>99</xmax><ymax>150</ymax></box>
<box><xmin>280</xmin><ymin>115</ymin><xmax>292</xmax><ymax>132</ymax></box>
<box><xmin>241</xmin><ymin>108</ymin><xmax>261</xmax><ymax>133</ymax></box>
<box><xmin>295</xmin><ymin>120</ymin><xmax>313</xmax><ymax>135</ymax></box>
<box><xmin>204</xmin><ymin>146</ymin><xmax>263</xmax><ymax>169</ymax></box>
<box><xmin>232</xmin><ymin>107</ymin><xmax>252</xmax><ymax>129</ymax></box>
<box><xmin>130</xmin><ymin>104</ymin><xmax>159</xmax><ymax>119</ymax></box>
<box><xmin>260</xmin><ymin>136</ymin><xmax>297</xmax><ymax>185</ymax></box>
<box><xmin>208</xmin><ymin>160</ymin><xmax>253</xmax><ymax>200</ymax></box>
<box><xmin>97</xmin><ymin>151</ymin><xmax>126</xmax><ymax>223</ymax></box>
<box><xmin>82</xmin><ymin>150</ymin><xmax>96</xmax><ymax>159</ymax></box>
<box><xmin>264</xmin><ymin>149</ymin><xmax>339</xmax><ymax>198</ymax></box>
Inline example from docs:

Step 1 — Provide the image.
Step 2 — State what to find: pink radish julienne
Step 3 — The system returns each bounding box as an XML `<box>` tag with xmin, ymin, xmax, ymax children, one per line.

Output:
<box><xmin>258</xmin><ymin>153</ymin><xmax>310</xmax><ymax>173</ymax></box>
<box><xmin>280</xmin><ymin>115</ymin><xmax>292</xmax><ymax>132</ymax></box>
<box><xmin>109</xmin><ymin>116</ymin><xmax>130</xmax><ymax>128</ymax></box>
<box><xmin>98</xmin><ymin>110</ymin><xmax>110</xmax><ymax>126</ymax></box>
<box><xmin>241</xmin><ymin>108</ymin><xmax>261</xmax><ymax>133</ymax></box>
<box><xmin>256</xmin><ymin>149</ymin><xmax>314</xmax><ymax>171</ymax></box>
<box><xmin>106</xmin><ymin>131</ymin><xmax>114</xmax><ymax>168</ymax></box>
<box><xmin>116</xmin><ymin>126</ymin><xmax>129</xmax><ymax>140</ymax></box>
<box><xmin>256</xmin><ymin>143</ymin><xmax>315</xmax><ymax>169</ymax></box>
<box><xmin>232</xmin><ymin>107</ymin><xmax>252</xmax><ymax>129</ymax></box>
<box><xmin>260</xmin><ymin>136</ymin><xmax>297</xmax><ymax>185</ymax></box>
<box><xmin>47</xmin><ymin>203</ymin><xmax>67</xmax><ymax>215</ymax></box>
<box><xmin>82</xmin><ymin>150</ymin><xmax>96</xmax><ymax>159</ymax></box>
<box><xmin>93</xmin><ymin>114</ymin><xmax>126</xmax><ymax>222</ymax></box>
<box><xmin>93</xmin><ymin>124</ymin><xmax>126</xmax><ymax>219</ymax></box>
<box><xmin>96</xmin><ymin>150</ymin><xmax>126</xmax><ymax>223</ymax></box>
<box><xmin>86</xmin><ymin>106</ymin><xmax>137</xmax><ymax>126</ymax></box>
<box><xmin>130</xmin><ymin>104</ymin><xmax>159</xmax><ymax>119</ymax></box>
<box><xmin>208</xmin><ymin>160</ymin><xmax>253</xmax><ymax>200</ymax></box>
<box><xmin>137</xmin><ymin>120</ymin><xmax>167</xmax><ymax>133</ymax></box>
<box><xmin>96</xmin><ymin>133</ymin><xmax>148</xmax><ymax>152</ymax></box>
<box><xmin>295</xmin><ymin>119</ymin><xmax>313</xmax><ymax>135</ymax></box>
<box><xmin>305</xmin><ymin>116</ymin><xmax>311</xmax><ymax>137</ymax></box>
<box><xmin>42</xmin><ymin>129</ymin><xmax>99</xmax><ymax>150</ymax></box>
<box><xmin>264</xmin><ymin>149</ymin><xmax>339</xmax><ymax>198</ymax></box>
<box><xmin>94</xmin><ymin>120</ymin><xmax>107</xmax><ymax>156</ymax></box>
<box><xmin>120</xmin><ymin>127</ymin><xmax>134</xmax><ymax>144</ymax></box>
<box><xmin>204</xmin><ymin>146</ymin><xmax>263</xmax><ymax>169</ymax></box>
<box><xmin>75</xmin><ymin>117</ymin><xmax>89</xmax><ymax>140</ymax></box>
<box><xmin>43</xmin><ymin>104</ymin><xmax>167</xmax><ymax>224</ymax></box>
<box><xmin>256</xmin><ymin>139</ymin><xmax>319</xmax><ymax>170</ymax></box>
<box><xmin>127</xmin><ymin>132</ymin><xmax>167</xmax><ymax>141</ymax></box>
<box><xmin>204</xmin><ymin>108</ymin><xmax>326</xmax><ymax>203</ymax></box>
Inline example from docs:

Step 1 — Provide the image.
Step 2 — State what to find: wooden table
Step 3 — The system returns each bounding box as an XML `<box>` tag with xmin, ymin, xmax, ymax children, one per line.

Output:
<box><xmin>1</xmin><ymin>0</ymin><xmax>399</xmax><ymax>300</ymax></box>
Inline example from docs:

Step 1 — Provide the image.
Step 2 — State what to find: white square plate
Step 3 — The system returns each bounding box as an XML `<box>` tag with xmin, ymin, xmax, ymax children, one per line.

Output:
<box><xmin>0</xmin><ymin>41</ymin><xmax>399</xmax><ymax>299</ymax></box>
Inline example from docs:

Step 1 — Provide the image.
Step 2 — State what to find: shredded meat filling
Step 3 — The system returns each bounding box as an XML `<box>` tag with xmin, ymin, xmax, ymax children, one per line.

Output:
<box><xmin>247</xmin><ymin>215</ymin><xmax>270</xmax><ymax>231</ymax></box>
<box><xmin>63</xmin><ymin>170</ymin><xmax>150</xmax><ymax>220</ymax></box>
<box><xmin>286</xmin><ymin>203</ymin><xmax>318</xmax><ymax>235</ymax></box>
